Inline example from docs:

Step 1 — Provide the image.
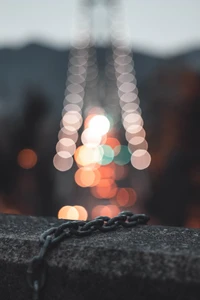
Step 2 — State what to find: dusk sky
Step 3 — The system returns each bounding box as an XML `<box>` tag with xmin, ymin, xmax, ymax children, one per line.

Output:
<box><xmin>0</xmin><ymin>0</ymin><xmax>200</xmax><ymax>56</ymax></box>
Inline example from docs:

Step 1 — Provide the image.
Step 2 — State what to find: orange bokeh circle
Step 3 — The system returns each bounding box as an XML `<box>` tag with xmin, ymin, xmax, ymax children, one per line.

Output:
<box><xmin>17</xmin><ymin>149</ymin><xmax>37</xmax><ymax>169</ymax></box>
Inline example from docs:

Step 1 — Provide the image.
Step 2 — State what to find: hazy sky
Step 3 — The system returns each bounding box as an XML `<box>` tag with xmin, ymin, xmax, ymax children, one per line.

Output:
<box><xmin>0</xmin><ymin>0</ymin><xmax>200</xmax><ymax>56</ymax></box>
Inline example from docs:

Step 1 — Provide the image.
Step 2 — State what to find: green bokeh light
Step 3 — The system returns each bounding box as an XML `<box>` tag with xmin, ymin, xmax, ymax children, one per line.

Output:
<box><xmin>114</xmin><ymin>145</ymin><xmax>131</xmax><ymax>165</ymax></box>
<box><xmin>99</xmin><ymin>145</ymin><xmax>114</xmax><ymax>165</ymax></box>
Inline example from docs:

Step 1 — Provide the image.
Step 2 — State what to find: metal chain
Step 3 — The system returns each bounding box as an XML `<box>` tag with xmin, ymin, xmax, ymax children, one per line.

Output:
<box><xmin>26</xmin><ymin>211</ymin><xmax>149</xmax><ymax>300</ymax></box>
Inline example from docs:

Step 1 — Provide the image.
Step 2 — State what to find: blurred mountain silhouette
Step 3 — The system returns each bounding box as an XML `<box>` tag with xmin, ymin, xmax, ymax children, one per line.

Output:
<box><xmin>1</xmin><ymin>43</ymin><xmax>200</xmax><ymax>113</ymax></box>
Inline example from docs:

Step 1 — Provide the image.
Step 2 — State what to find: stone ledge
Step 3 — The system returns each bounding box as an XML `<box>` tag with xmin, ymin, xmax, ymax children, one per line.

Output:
<box><xmin>0</xmin><ymin>213</ymin><xmax>200</xmax><ymax>300</ymax></box>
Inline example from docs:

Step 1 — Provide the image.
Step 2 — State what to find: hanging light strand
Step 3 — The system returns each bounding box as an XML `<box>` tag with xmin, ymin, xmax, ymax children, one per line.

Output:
<box><xmin>53</xmin><ymin>2</ymin><xmax>91</xmax><ymax>172</ymax></box>
<box><xmin>109</xmin><ymin>1</ymin><xmax>151</xmax><ymax>170</ymax></box>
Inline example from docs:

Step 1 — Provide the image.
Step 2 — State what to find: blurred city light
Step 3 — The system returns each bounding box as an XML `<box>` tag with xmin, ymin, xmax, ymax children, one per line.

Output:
<box><xmin>17</xmin><ymin>149</ymin><xmax>37</xmax><ymax>169</ymax></box>
<box><xmin>88</xmin><ymin>115</ymin><xmax>110</xmax><ymax>136</ymax></box>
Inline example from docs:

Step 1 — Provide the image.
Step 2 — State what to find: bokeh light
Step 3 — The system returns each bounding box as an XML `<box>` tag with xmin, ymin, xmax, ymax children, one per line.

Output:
<box><xmin>62</xmin><ymin>111</ymin><xmax>83</xmax><ymax>130</ymax></box>
<box><xmin>123</xmin><ymin>113</ymin><xmax>143</xmax><ymax>129</ymax></box>
<box><xmin>63</xmin><ymin>103</ymin><xmax>82</xmax><ymax>113</ymax></box>
<box><xmin>105</xmin><ymin>137</ymin><xmax>120</xmax><ymax>155</ymax></box>
<box><xmin>81</xmin><ymin>128</ymin><xmax>102</xmax><ymax>147</ymax></box>
<box><xmin>116</xmin><ymin>188</ymin><xmax>129</xmax><ymax>206</ymax></box>
<box><xmin>53</xmin><ymin>153</ymin><xmax>73</xmax><ymax>172</ymax></box>
<box><xmin>115</xmin><ymin>55</ymin><xmax>132</xmax><ymax>66</ymax></box>
<box><xmin>114</xmin><ymin>145</ymin><xmax>131</xmax><ymax>165</ymax></box>
<box><xmin>117</xmin><ymin>73</ymin><xmax>134</xmax><ymax>84</ymax></box>
<box><xmin>91</xmin><ymin>179</ymin><xmax>117</xmax><ymax>199</ymax></box>
<box><xmin>129</xmin><ymin>136</ymin><xmax>144</xmax><ymax>145</ymax></box>
<box><xmin>17</xmin><ymin>149</ymin><xmax>37</xmax><ymax>169</ymax></box>
<box><xmin>99</xmin><ymin>164</ymin><xmax>115</xmax><ymax>179</ymax></box>
<box><xmin>68</xmin><ymin>65</ymin><xmax>86</xmax><ymax>76</ymax></box>
<box><xmin>56</xmin><ymin>138</ymin><xmax>76</xmax><ymax>155</ymax></box>
<box><xmin>74</xmin><ymin>205</ymin><xmax>88</xmax><ymax>220</ymax></box>
<box><xmin>70</xmin><ymin>56</ymin><xmax>87</xmax><ymax>66</ymax></box>
<box><xmin>59</xmin><ymin>123</ymin><xmax>78</xmax><ymax>135</ymax></box>
<box><xmin>74</xmin><ymin>145</ymin><xmax>102</xmax><ymax>167</ymax></box>
<box><xmin>88</xmin><ymin>115</ymin><xmax>110</xmax><ymax>136</ymax></box>
<box><xmin>120</xmin><ymin>93</ymin><xmax>138</xmax><ymax>103</ymax></box>
<box><xmin>99</xmin><ymin>145</ymin><xmax>114</xmax><ymax>165</ymax></box>
<box><xmin>64</xmin><ymin>94</ymin><xmax>83</xmax><ymax>105</ymax></box>
<box><xmin>58</xmin><ymin>128</ymin><xmax>78</xmax><ymax>143</ymax></box>
<box><xmin>131</xmin><ymin>150</ymin><xmax>151</xmax><ymax>170</ymax></box>
<box><xmin>68</xmin><ymin>74</ymin><xmax>85</xmax><ymax>84</ymax></box>
<box><xmin>126</xmin><ymin>126</ymin><xmax>146</xmax><ymax>140</ymax></box>
<box><xmin>84</xmin><ymin>114</ymin><xmax>96</xmax><ymax>129</ymax></box>
<box><xmin>128</xmin><ymin>139</ymin><xmax>148</xmax><ymax>153</ymax></box>
<box><xmin>115</xmin><ymin>64</ymin><xmax>133</xmax><ymax>75</ymax></box>
<box><xmin>67</xmin><ymin>83</ymin><xmax>84</xmax><ymax>94</ymax></box>
<box><xmin>121</xmin><ymin>102</ymin><xmax>139</xmax><ymax>112</ymax></box>
<box><xmin>119</xmin><ymin>82</ymin><xmax>136</xmax><ymax>93</ymax></box>
<box><xmin>58</xmin><ymin>206</ymin><xmax>79</xmax><ymax>220</ymax></box>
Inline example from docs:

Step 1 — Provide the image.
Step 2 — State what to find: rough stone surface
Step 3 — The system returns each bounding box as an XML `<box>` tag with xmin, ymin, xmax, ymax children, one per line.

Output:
<box><xmin>0</xmin><ymin>214</ymin><xmax>200</xmax><ymax>299</ymax></box>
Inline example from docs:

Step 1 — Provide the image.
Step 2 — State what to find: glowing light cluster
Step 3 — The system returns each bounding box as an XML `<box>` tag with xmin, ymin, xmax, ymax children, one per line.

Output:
<box><xmin>74</xmin><ymin>113</ymin><xmax>113</xmax><ymax>184</ymax></box>
<box><xmin>110</xmin><ymin>4</ymin><xmax>151</xmax><ymax>170</ymax></box>
<box><xmin>58</xmin><ymin>205</ymin><xmax>88</xmax><ymax>220</ymax></box>
<box><xmin>74</xmin><ymin>109</ymin><xmax>135</xmax><ymax>204</ymax></box>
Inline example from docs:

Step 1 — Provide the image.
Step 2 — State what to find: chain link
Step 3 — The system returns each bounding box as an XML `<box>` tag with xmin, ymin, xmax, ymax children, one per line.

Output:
<box><xmin>26</xmin><ymin>211</ymin><xmax>149</xmax><ymax>300</ymax></box>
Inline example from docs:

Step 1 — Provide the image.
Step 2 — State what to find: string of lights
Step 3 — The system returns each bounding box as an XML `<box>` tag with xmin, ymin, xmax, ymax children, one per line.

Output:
<box><xmin>109</xmin><ymin>1</ymin><xmax>151</xmax><ymax>170</ymax></box>
<box><xmin>53</xmin><ymin>2</ymin><xmax>91</xmax><ymax>173</ymax></box>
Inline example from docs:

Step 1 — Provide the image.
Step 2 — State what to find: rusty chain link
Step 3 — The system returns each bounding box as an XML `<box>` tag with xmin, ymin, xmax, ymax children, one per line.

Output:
<box><xmin>26</xmin><ymin>211</ymin><xmax>149</xmax><ymax>300</ymax></box>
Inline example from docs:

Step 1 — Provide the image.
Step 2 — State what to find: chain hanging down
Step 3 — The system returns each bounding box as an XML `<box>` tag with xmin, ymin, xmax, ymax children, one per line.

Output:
<box><xmin>27</xmin><ymin>211</ymin><xmax>149</xmax><ymax>300</ymax></box>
